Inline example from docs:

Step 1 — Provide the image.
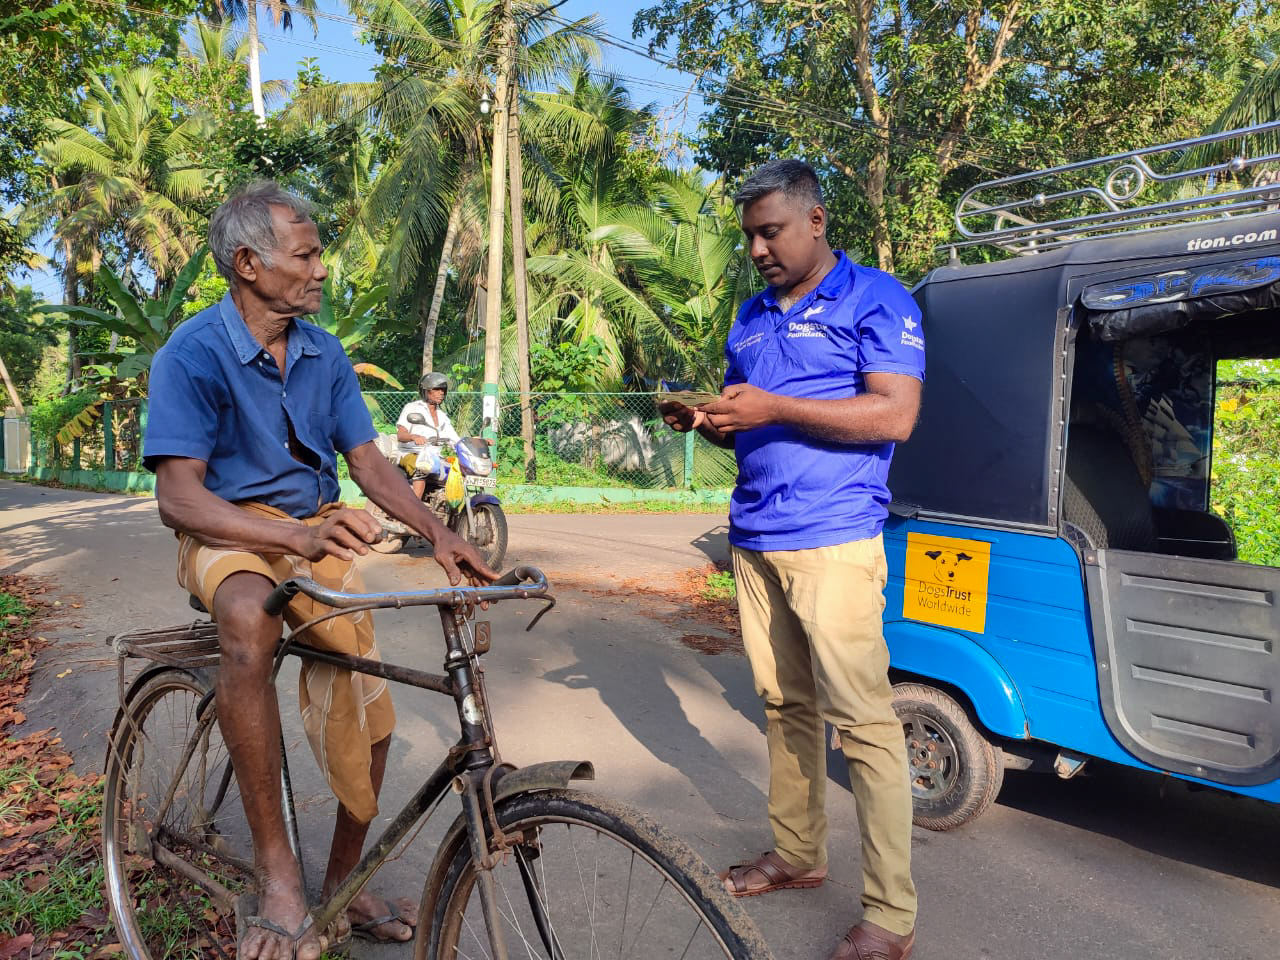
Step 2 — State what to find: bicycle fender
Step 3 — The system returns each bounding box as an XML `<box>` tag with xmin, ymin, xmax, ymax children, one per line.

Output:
<box><xmin>492</xmin><ymin>759</ymin><xmax>594</xmax><ymax>802</ymax></box>
<box><xmin>418</xmin><ymin>760</ymin><xmax>594</xmax><ymax>930</ymax></box>
<box><xmin>467</xmin><ymin>492</ymin><xmax>501</xmax><ymax>508</ymax></box>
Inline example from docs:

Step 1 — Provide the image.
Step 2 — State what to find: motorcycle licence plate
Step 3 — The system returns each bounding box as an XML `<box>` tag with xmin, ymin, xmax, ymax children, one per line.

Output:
<box><xmin>465</xmin><ymin>476</ymin><xmax>499</xmax><ymax>489</ymax></box>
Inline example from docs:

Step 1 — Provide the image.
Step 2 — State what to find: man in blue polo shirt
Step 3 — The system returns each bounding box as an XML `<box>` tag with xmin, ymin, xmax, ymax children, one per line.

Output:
<box><xmin>144</xmin><ymin>181</ymin><xmax>496</xmax><ymax>960</ymax></box>
<box><xmin>661</xmin><ymin>159</ymin><xmax>923</xmax><ymax>960</ymax></box>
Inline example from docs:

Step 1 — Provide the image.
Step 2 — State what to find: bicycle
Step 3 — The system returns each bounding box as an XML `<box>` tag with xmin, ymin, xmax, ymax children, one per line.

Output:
<box><xmin>102</xmin><ymin>565</ymin><xmax>773</xmax><ymax>959</ymax></box>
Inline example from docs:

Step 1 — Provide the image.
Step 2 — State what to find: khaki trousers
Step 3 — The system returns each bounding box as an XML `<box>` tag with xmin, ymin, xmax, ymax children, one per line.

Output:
<box><xmin>732</xmin><ymin>535</ymin><xmax>917</xmax><ymax>935</ymax></box>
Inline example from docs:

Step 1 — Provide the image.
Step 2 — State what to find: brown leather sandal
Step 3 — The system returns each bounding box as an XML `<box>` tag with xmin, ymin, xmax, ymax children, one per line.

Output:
<box><xmin>718</xmin><ymin>850</ymin><xmax>827</xmax><ymax>897</ymax></box>
<box><xmin>830</xmin><ymin>921</ymin><xmax>915</xmax><ymax>960</ymax></box>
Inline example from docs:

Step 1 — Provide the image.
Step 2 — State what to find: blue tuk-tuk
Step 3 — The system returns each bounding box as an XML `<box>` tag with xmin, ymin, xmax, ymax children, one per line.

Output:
<box><xmin>884</xmin><ymin>122</ymin><xmax>1280</xmax><ymax>829</ymax></box>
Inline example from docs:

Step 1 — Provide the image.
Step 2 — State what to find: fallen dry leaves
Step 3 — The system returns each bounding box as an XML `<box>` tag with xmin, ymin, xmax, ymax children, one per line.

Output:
<box><xmin>0</xmin><ymin>575</ymin><xmax>116</xmax><ymax>959</ymax></box>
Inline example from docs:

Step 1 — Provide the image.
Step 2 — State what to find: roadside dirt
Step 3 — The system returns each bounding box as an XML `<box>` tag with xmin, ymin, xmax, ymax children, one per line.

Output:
<box><xmin>559</xmin><ymin>563</ymin><xmax>743</xmax><ymax>656</ymax></box>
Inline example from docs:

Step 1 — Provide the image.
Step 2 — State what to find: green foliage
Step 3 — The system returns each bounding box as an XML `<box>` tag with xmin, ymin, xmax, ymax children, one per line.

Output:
<box><xmin>528</xmin><ymin>337</ymin><xmax>610</xmax><ymax>427</ymax></box>
<box><xmin>0</xmin><ymin>288</ymin><xmax>58</xmax><ymax>402</ymax></box>
<box><xmin>702</xmin><ymin>570</ymin><xmax>736</xmax><ymax>602</ymax></box>
<box><xmin>27</xmin><ymin>389</ymin><xmax>99</xmax><ymax>446</ymax></box>
<box><xmin>1211</xmin><ymin>360</ymin><xmax>1280</xmax><ymax>567</ymax></box>
<box><xmin>36</xmin><ymin>247</ymin><xmax>209</xmax><ymax>386</ymax></box>
<box><xmin>634</xmin><ymin>0</ymin><xmax>1280</xmax><ymax>279</ymax></box>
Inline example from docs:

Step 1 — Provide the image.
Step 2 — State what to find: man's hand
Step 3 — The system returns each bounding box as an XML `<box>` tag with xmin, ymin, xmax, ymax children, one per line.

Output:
<box><xmin>429</xmin><ymin>526</ymin><xmax>500</xmax><ymax>586</ymax></box>
<box><xmin>658</xmin><ymin>399</ymin><xmax>706</xmax><ymax>433</ymax></box>
<box><xmin>410</xmin><ymin>433</ymin><xmax>430</xmax><ymax>445</ymax></box>
<box><xmin>702</xmin><ymin>384</ymin><xmax>779</xmax><ymax>434</ymax></box>
<box><xmin>297</xmin><ymin>508</ymin><xmax>382</xmax><ymax>562</ymax></box>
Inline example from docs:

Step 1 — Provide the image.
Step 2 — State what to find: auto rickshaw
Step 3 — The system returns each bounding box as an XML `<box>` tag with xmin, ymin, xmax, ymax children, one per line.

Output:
<box><xmin>885</xmin><ymin>121</ymin><xmax>1280</xmax><ymax>829</ymax></box>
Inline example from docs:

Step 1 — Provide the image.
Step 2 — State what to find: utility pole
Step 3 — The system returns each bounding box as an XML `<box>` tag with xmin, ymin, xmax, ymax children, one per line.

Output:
<box><xmin>507</xmin><ymin>75</ymin><xmax>536</xmax><ymax>481</ymax></box>
<box><xmin>480</xmin><ymin>2</ymin><xmax>516</xmax><ymax>443</ymax></box>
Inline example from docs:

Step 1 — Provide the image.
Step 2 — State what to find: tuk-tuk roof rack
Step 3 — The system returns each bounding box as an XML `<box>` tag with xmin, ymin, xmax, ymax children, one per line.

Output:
<box><xmin>948</xmin><ymin>120</ymin><xmax>1280</xmax><ymax>256</ymax></box>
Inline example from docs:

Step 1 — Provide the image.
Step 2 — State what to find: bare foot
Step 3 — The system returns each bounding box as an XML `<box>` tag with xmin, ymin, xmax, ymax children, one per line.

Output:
<box><xmin>241</xmin><ymin>870</ymin><xmax>321</xmax><ymax>960</ymax></box>
<box><xmin>348</xmin><ymin>891</ymin><xmax>418</xmax><ymax>943</ymax></box>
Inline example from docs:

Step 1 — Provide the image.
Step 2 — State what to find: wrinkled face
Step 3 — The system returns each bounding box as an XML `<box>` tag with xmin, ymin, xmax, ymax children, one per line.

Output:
<box><xmin>739</xmin><ymin>190</ymin><xmax>826</xmax><ymax>290</ymax></box>
<box><xmin>425</xmin><ymin>386</ymin><xmax>446</xmax><ymax>405</ymax></box>
<box><xmin>243</xmin><ymin>205</ymin><xmax>328</xmax><ymax>316</ymax></box>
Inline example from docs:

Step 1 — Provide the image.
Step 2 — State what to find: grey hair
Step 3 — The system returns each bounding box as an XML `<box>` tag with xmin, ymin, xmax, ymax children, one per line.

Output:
<box><xmin>208</xmin><ymin>180</ymin><xmax>315</xmax><ymax>285</ymax></box>
<box><xmin>734</xmin><ymin>159</ymin><xmax>825</xmax><ymax>212</ymax></box>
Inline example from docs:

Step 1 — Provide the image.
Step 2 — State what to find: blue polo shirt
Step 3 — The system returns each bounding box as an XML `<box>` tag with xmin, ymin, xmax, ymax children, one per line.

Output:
<box><xmin>724</xmin><ymin>251</ymin><xmax>925</xmax><ymax>551</ymax></box>
<box><xmin>143</xmin><ymin>294</ymin><xmax>377</xmax><ymax>519</ymax></box>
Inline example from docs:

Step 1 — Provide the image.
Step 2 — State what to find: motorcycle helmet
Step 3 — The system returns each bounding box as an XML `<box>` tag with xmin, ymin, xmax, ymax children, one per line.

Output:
<box><xmin>418</xmin><ymin>371</ymin><xmax>450</xmax><ymax>403</ymax></box>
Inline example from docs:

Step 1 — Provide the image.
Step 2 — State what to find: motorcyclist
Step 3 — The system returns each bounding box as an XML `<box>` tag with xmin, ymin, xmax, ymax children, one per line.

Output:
<box><xmin>397</xmin><ymin>372</ymin><xmax>461</xmax><ymax>499</ymax></box>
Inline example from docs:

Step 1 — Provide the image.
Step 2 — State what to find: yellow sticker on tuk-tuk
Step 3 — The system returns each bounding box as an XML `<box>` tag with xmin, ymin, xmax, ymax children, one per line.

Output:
<box><xmin>902</xmin><ymin>533</ymin><xmax>992</xmax><ymax>634</ymax></box>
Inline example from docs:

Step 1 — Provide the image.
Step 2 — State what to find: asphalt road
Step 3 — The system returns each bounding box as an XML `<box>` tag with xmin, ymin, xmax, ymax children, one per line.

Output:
<box><xmin>2</xmin><ymin>478</ymin><xmax>1277</xmax><ymax>959</ymax></box>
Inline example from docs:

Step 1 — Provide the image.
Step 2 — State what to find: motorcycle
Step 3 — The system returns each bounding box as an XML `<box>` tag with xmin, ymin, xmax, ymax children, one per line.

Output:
<box><xmin>368</xmin><ymin>411</ymin><xmax>508</xmax><ymax>568</ymax></box>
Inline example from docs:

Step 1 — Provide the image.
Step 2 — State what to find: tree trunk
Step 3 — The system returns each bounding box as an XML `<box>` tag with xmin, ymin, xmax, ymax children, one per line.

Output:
<box><xmin>62</xmin><ymin>238</ymin><xmax>80</xmax><ymax>395</ymax></box>
<box><xmin>507</xmin><ymin>77</ymin><xmax>536</xmax><ymax>482</ymax></box>
<box><xmin>421</xmin><ymin>184</ymin><xmax>467</xmax><ymax>376</ymax></box>
<box><xmin>851</xmin><ymin>0</ymin><xmax>894</xmax><ymax>273</ymax></box>
<box><xmin>247</xmin><ymin>1</ymin><xmax>266</xmax><ymax>122</ymax></box>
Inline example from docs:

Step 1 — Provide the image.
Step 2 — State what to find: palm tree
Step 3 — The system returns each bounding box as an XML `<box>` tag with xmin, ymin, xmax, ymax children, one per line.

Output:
<box><xmin>181</xmin><ymin>16</ymin><xmax>288</xmax><ymax>116</ymax></box>
<box><xmin>36</xmin><ymin>65</ymin><xmax>217</xmax><ymax>286</ymax></box>
<box><xmin>289</xmin><ymin>0</ymin><xmax>601</xmax><ymax>374</ymax></box>
<box><xmin>207</xmin><ymin>1</ymin><xmax>318</xmax><ymax>120</ymax></box>
<box><xmin>519</xmin><ymin>68</ymin><xmax>657</xmax><ymax>380</ymax></box>
<box><xmin>529</xmin><ymin>170</ymin><xmax>753</xmax><ymax>390</ymax></box>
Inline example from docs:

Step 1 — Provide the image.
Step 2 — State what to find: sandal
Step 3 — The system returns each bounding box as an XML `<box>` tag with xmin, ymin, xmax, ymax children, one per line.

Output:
<box><xmin>349</xmin><ymin>898</ymin><xmax>417</xmax><ymax>943</ymax></box>
<box><xmin>718</xmin><ymin>850</ymin><xmax>827</xmax><ymax>897</ymax></box>
<box><xmin>242</xmin><ymin>914</ymin><xmax>327</xmax><ymax>958</ymax></box>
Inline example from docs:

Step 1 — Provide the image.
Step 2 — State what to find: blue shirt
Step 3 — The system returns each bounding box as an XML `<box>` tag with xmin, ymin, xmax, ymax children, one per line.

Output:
<box><xmin>724</xmin><ymin>252</ymin><xmax>925</xmax><ymax>551</ymax></box>
<box><xmin>143</xmin><ymin>294</ymin><xmax>377</xmax><ymax>519</ymax></box>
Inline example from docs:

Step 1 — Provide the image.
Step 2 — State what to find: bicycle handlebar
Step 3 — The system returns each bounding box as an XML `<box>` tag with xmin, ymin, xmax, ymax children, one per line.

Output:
<box><xmin>262</xmin><ymin>565</ymin><xmax>549</xmax><ymax>617</ymax></box>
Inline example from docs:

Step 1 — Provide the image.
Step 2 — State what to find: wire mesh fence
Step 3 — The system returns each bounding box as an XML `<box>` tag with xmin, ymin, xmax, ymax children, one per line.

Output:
<box><xmin>364</xmin><ymin>391</ymin><xmax>738</xmax><ymax>491</ymax></box>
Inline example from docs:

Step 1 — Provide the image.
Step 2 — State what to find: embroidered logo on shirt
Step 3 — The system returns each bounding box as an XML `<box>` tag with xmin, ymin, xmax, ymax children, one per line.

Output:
<box><xmin>733</xmin><ymin>330</ymin><xmax>766</xmax><ymax>352</ymax></box>
<box><xmin>787</xmin><ymin>320</ymin><xmax>828</xmax><ymax>339</ymax></box>
<box><xmin>803</xmin><ymin>304</ymin><xmax>826</xmax><ymax>320</ymax></box>
<box><xmin>903</xmin><ymin>315</ymin><xmax>918</xmax><ymax>331</ymax></box>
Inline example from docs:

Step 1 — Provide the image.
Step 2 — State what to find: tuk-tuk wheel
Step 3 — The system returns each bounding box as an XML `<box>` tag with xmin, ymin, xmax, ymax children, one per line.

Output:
<box><xmin>891</xmin><ymin>682</ymin><xmax>1004</xmax><ymax>831</ymax></box>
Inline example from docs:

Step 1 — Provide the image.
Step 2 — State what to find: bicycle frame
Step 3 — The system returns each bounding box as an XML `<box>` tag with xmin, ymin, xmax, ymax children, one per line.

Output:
<box><xmin>113</xmin><ymin>567</ymin><xmax>585</xmax><ymax>960</ymax></box>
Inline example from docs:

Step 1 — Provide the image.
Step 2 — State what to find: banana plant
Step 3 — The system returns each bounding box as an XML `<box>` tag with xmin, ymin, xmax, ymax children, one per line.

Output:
<box><xmin>37</xmin><ymin>245</ymin><xmax>210</xmax><ymax>385</ymax></box>
<box><xmin>313</xmin><ymin>276</ymin><xmax>402</xmax><ymax>388</ymax></box>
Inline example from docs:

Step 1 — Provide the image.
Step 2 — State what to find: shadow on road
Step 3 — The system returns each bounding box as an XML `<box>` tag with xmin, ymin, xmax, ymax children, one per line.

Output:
<box><xmin>997</xmin><ymin>761</ymin><xmax>1280</xmax><ymax>889</ymax></box>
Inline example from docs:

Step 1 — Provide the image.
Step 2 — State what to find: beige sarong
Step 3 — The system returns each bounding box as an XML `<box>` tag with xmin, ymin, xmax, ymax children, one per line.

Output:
<box><xmin>176</xmin><ymin>501</ymin><xmax>395</xmax><ymax>824</ymax></box>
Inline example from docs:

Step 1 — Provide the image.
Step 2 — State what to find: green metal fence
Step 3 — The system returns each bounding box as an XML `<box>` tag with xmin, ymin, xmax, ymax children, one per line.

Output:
<box><xmin>366</xmin><ymin>391</ymin><xmax>738</xmax><ymax>491</ymax></box>
<box><xmin>24</xmin><ymin>392</ymin><xmax>736</xmax><ymax>499</ymax></box>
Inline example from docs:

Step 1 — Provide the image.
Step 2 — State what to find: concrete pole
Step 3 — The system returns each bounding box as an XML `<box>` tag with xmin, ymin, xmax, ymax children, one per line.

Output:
<box><xmin>506</xmin><ymin>76</ymin><xmax>536</xmax><ymax>481</ymax></box>
<box><xmin>480</xmin><ymin>3</ymin><xmax>516</xmax><ymax>442</ymax></box>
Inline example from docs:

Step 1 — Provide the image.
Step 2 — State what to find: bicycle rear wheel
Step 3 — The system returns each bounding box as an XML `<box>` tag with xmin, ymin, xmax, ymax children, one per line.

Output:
<box><xmin>421</xmin><ymin>789</ymin><xmax>772</xmax><ymax>960</ymax></box>
<box><xmin>102</xmin><ymin>668</ymin><xmax>253</xmax><ymax>960</ymax></box>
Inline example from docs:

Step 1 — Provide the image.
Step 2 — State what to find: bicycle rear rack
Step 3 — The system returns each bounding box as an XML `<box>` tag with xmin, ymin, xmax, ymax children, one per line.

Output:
<box><xmin>950</xmin><ymin>120</ymin><xmax>1280</xmax><ymax>255</ymax></box>
<box><xmin>109</xmin><ymin>622</ymin><xmax>221</xmax><ymax>670</ymax></box>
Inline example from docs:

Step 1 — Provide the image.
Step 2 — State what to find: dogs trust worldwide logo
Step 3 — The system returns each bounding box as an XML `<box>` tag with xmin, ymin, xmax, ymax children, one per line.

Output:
<box><xmin>903</xmin><ymin>534</ymin><xmax>992</xmax><ymax>633</ymax></box>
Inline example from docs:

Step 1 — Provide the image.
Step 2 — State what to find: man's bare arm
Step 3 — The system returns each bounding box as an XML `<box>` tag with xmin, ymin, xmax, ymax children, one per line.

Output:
<box><xmin>154</xmin><ymin>458</ymin><xmax>378</xmax><ymax>561</ymax></box>
<box><xmin>701</xmin><ymin>373</ymin><xmax>922</xmax><ymax>444</ymax></box>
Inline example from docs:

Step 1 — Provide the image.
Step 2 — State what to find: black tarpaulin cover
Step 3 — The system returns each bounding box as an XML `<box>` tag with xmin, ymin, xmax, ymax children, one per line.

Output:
<box><xmin>1083</xmin><ymin>256</ymin><xmax>1280</xmax><ymax>340</ymax></box>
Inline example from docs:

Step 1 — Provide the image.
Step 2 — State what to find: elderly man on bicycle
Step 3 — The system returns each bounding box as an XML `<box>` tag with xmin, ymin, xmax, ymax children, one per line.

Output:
<box><xmin>142</xmin><ymin>180</ymin><xmax>497</xmax><ymax>960</ymax></box>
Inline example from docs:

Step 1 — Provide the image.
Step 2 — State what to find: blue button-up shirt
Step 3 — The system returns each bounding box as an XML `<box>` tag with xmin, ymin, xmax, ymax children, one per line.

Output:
<box><xmin>724</xmin><ymin>252</ymin><xmax>925</xmax><ymax>551</ymax></box>
<box><xmin>143</xmin><ymin>294</ymin><xmax>377</xmax><ymax>519</ymax></box>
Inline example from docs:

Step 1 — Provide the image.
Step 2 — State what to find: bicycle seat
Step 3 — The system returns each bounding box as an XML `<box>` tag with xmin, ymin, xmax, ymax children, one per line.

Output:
<box><xmin>188</xmin><ymin>594</ymin><xmax>209</xmax><ymax>615</ymax></box>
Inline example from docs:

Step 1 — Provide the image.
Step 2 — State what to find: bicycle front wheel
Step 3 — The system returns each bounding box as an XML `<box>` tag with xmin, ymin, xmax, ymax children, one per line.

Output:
<box><xmin>422</xmin><ymin>789</ymin><xmax>772</xmax><ymax>960</ymax></box>
<box><xmin>102</xmin><ymin>668</ymin><xmax>253</xmax><ymax>959</ymax></box>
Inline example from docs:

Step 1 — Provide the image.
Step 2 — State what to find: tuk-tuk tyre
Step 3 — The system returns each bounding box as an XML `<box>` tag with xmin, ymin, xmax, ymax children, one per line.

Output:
<box><xmin>891</xmin><ymin>682</ymin><xmax>1004</xmax><ymax>831</ymax></box>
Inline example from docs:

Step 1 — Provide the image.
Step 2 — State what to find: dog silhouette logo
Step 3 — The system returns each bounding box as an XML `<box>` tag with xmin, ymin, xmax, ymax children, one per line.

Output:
<box><xmin>925</xmin><ymin>549</ymin><xmax>972</xmax><ymax>584</ymax></box>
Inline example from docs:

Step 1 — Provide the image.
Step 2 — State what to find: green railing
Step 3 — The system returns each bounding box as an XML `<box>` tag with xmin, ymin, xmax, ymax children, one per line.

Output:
<box><xmin>23</xmin><ymin>392</ymin><xmax>735</xmax><ymax>504</ymax></box>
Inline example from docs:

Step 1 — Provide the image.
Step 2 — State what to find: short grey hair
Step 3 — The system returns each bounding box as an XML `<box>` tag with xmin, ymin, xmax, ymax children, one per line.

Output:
<box><xmin>208</xmin><ymin>180</ymin><xmax>315</xmax><ymax>285</ymax></box>
<box><xmin>734</xmin><ymin>159</ymin><xmax>825</xmax><ymax>213</ymax></box>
